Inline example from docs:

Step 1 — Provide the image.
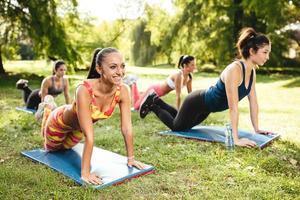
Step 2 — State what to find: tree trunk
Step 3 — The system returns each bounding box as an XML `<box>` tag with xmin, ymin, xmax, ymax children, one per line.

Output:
<box><xmin>0</xmin><ymin>48</ymin><xmax>6</xmax><ymax>75</ymax></box>
<box><xmin>233</xmin><ymin>0</ymin><xmax>243</xmax><ymax>43</ymax></box>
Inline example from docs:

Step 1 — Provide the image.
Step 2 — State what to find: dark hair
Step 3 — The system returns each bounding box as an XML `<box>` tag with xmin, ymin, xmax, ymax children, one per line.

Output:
<box><xmin>236</xmin><ymin>27</ymin><xmax>270</xmax><ymax>59</ymax></box>
<box><xmin>53</xmin><ymin>60</ymin><xmax>65</xmax><ymax>75</ymax></box>
<box><xmin>177</xmin><ymin>55</ymin><xmax>195</xmax><ymax>69</ymax></box>
<box><xmin>87</xmin><ymin>47</ymin><xmax>119</xmax><ymax>79</ymax></box>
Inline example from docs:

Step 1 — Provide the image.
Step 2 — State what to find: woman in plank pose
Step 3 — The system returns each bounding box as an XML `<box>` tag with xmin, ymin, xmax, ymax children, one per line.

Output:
<box><xmin>140</xmin><ymin>27</ymin><xmax>273</xmax><ymax>148</ymax></box>
<box><xmin>40</xmin><ymin>47</ymin><xmax>144</xmax><ymax>185</ymax></box>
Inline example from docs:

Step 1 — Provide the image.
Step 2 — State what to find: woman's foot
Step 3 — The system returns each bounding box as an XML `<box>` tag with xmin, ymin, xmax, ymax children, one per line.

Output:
<box><xmin>35</xmin><ymin>95</ymin><xmax>57</xmax><ymax>120</ymax></box>
<box><xmin>139</xmin><ymin>90</ymin><xmax>158</xmax><ymax>119</ymax></box>
<box><xmin>16</xmin><ymin>79</ymin><xmax>28</xmax><ymax>89</ymax></box>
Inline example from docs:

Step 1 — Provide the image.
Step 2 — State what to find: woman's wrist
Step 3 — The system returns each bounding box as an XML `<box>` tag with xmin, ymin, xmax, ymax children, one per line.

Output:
<box><xmin>81</xmin><ymin>170</ymin><xmax>90</xmax><ymax>176</ymax></box>
<box><xmin>127</xmin><ymin>156</ymin><xmax>134</xmax><ymax>161</ymax></box>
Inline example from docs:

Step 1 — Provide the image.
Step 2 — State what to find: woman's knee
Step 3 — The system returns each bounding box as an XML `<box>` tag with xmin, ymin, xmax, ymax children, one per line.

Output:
<box><xmin>172</xmin><ymin>123</ymin><xmax>190</xmax><ymax>132</ymax></box>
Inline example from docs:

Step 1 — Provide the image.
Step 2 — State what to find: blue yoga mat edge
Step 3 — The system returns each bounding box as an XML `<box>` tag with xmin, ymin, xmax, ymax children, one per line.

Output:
<box><xmin>95</xmin><ymin>167</ymin><xmax>155</xmax><ymax>189</ymax></box>
<box><xmin>259</xmin><ymin>133</ymin><xmax>281</xmax><ymax>149</ymax></box>
<box><xmin>21</xmin><ymin>148</ymin><xmax>155</xmax><ymax>189</ymax></box>
<box><xmin>16</xmin><ymin>106</ymin><xmax>36</xmax><ymax>114</ymax></box>
<box><xmin>159</xmin><ymin>126</ymin><xmax>280</xmax><ymax>149</ymax></box>
<box><xmin>21</xmin><ymin>150</ymin><xmax>82</xmax><ymax>185</ymax></box>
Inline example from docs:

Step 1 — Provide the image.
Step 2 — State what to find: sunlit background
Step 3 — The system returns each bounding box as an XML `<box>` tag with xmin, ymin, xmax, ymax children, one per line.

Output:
<box><xmin>78</xmin><ymin>0</ymin><xmax>175</xmax><ymax>21</ymax></box>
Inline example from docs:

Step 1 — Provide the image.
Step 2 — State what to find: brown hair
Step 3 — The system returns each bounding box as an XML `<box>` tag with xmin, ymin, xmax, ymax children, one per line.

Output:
<box><xmin>87</xmin><ymin>47</ymin><xmax>119</xmax><ymax>79</ymax></box>
<box><xmin>236</xmin><ymin>27</ymin><xmax>270</xmax><ymax>59</ymax></box>
<box><xmin>52</xmin><ymin>60</ymin><xmax>65</xmax><ymax>75</ymax></box>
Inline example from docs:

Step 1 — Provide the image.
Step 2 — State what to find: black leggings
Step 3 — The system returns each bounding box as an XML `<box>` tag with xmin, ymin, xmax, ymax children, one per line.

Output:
<box><xmin>151</xmin><ymin>90</ymin><xmax>210</xmax><ymax>131</ymax></box>
<box><xmin>21</xmin><ymin>87</ymin><xmax>41</xmax><ymax>110</ymax></box>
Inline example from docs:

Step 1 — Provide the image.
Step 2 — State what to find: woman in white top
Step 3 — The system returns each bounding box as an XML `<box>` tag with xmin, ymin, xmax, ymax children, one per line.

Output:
<box><xmin>129</xmin><ymin>55</ymin><xmax>196</xmax><ymax>110</ymax></box>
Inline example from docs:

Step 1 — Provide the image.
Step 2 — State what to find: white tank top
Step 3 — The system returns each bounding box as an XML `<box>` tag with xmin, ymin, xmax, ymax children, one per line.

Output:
<box><xmin>166</xmin><ymin>77</ymin><xmax>176</xmax><ymax>89</ymax></box>
<box><xmin>166</xmin><ymin>70</ymin><xmax>184</xmax><ymax>90</ymax></box>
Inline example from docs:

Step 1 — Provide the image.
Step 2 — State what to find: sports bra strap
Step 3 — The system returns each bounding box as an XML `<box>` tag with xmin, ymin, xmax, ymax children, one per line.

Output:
<box><xmin>82</xmin><ymin>81</ymin><xmax>96</xmax><ymax>104</ymax></box>
<box><xmin>240</xmin><ymin>61</ymin><xmax>246</xmax><ymax>83</ymax></box>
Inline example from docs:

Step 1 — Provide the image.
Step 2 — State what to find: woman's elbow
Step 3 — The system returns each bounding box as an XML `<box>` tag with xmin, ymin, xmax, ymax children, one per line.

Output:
<box><xmin>121</xmin><ymin>127</ymin><xmax>132</xmax><ymax>136</ymax></box>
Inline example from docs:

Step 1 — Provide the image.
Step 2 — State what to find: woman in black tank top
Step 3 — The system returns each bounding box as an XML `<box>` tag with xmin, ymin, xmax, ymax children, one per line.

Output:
<box><xmin>16</xmin><ymin>60</ymin><xmax>70</xmax><ymax>110</ymax></box>
<box><xmin>139</xmin><ymin>27</ymin><xmax>274</xmax><ymax>148</ymax></box>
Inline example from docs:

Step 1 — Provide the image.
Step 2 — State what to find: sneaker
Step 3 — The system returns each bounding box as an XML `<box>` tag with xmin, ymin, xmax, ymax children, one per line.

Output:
<box><xmin>16</xmin><ymin>79</ymin><xmax>28</xmax><ymax>89</ymax></box>
<box><xmin>139</xmin><ymin>89</ymin><xmax>158</xmax><ymax>119</ymax></box>
<box><xmin>123</xmin><ymin>74</ymin><xmax>139</xmax><ymax>86</ymax></box>
<box><xmin>43</xmin><ymin>95</ymin><xmax>57</xmax><ymax>108</ymax></box>
<box><xmin>35</xmin><ymin>95</ymin><xmax>57</xmax><ymax>120</ymax></box>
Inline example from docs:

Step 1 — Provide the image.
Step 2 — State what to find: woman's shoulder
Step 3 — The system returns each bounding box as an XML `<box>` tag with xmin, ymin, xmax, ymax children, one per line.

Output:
<box><xmin>75</xmin><ymin>79</ymin><xmax>93</xmax><ymax>92</ymax></box>
<box><xmin>170</xmin><ymin>69</ymin><xmax>183</xmax><ymax>79</ymax></box>
<box><xmin>41</xmin><ymin>76</ymin><xmax>53</xmax><ymax>86</ymax></box>
<box><xmin>228</xmin><ymin>60</ymin><xmax>242</xmax><ymax>68</ymax></box>
<box><xmin>221</xmin><ymin>61</ymin><xmax>242</xmax><ymax>80</ymax></box>
<box><xmin>224</xmin><ymin>61</ymin><xmax>243</xmax><ymax>74</ymax></box>
<box><xmin>118</xmin><ymin>84</ymin><xmax>130</xmax><ymax>100</ymax></box>
<box><xmin>75</xmin><ymin>81</ymin><xmax>92</xmax><ymax>99</ymax></box>
<box><xmin>63</xmin><ymin>76</ymin><xmax>69</xmax><ymax>82</ymax></box>
<box><xmin>43</xmin><ymin>75</ymin><xmax>53</xmax><ymax>81</ymax></box>
<box><xmin>119</xmin><ymin>83</ymin><xmax>130</xmax><ymax>93</ymax></box>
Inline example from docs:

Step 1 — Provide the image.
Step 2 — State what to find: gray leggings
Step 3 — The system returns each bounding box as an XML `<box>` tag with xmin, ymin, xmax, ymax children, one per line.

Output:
<box><xmin>151</xmin><ymin>90</ymin><xmax>210</xmax><ymax>131</ymax></box>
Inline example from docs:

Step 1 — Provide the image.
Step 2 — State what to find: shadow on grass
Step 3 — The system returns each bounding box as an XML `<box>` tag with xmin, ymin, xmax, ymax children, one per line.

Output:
<box><xmin>283</xmin><ymin>77</ymin><xmax>300</xmax><ymax>88</ymax></box>
<box><xmin>255</xmin><ymin>73</ymin><xmax>297</xmax><ymax>84</ymax></box>
<box><xmin>0</xmin><ymin>73</ymin><xmax>44</xmax><ymax>89</ymax></box>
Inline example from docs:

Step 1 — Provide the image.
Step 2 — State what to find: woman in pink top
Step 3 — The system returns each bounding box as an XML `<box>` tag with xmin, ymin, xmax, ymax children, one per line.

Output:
<box><xmin>128</xmin><ymin>55</ymin><xmax>196</xmax><ymax>111</ymax></box>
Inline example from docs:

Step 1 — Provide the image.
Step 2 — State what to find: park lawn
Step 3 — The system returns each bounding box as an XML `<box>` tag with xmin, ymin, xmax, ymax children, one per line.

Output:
<box><xmin>0</xmin><ymin>62</ymin><xmax>300</xmax><ymax>199</ymax></box>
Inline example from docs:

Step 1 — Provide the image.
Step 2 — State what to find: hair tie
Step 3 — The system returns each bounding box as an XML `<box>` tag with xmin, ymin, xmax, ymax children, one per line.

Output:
<box><xmin>183</xmin><ymin>55</ymin><xmax>189</xmax><ymax>60</ymax></box>
<box><xmin>249</xmin><ymin>34</ymin><xmax>256</xmax><ymax>40</ymax></box>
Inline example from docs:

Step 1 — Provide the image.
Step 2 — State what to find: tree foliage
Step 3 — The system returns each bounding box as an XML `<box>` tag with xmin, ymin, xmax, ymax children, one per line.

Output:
<box><xmin>168</xmin><ymin>0</ymin><xmax>300</xmax><ymax>67</ymax></box>
<box><xmin>0</xmin><ymin>0</ymin><xmax>81</xmax><ymax>74</ymax></box>
<box><xmin>129</xmin><ymin>0</ymin><xmax>299</xmax><ymax>68</ymax></box>
<box><xmin>130</xmin><ymin>4</ymin><xmax>174</xmax><ymax>66</ymax></box>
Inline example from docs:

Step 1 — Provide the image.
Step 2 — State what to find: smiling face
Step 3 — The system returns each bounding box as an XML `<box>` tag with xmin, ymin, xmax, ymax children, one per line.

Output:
<box><xmin>250</xmin><ymin>44</ymin><xmax>271</xmax><ymax>66</ymax></box>
<box><xmin>184</xmin><ymin>59</ymin><xmax>196</xmax><ymax>73</ymax></box>
<box><xmin>97</xmin><ymin>52</ymin><xmax>125</xmax><ymax>85</ymax></box>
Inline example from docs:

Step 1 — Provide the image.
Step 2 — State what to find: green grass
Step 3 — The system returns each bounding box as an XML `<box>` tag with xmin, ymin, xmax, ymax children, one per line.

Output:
<box><xmin>1</xmin><ymin>61</ymin><xmax>300</xmax><ymax>199</ymax></box>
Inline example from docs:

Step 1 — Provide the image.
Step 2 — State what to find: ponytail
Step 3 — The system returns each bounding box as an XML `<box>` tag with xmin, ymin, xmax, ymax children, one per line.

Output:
<box><xmin>177</xmin><ymin>55</ymin><xmax>195</xmax><ymax>69</ymax></box>
<box><xmin>236</xmin><ymin>27</ymin><xmax>270</xmax><ymax>59</ymax></box>
<box><xmin>87</xmin><ymin>48</ymin><xmax>102</xmax><ymax>79</ymax></box>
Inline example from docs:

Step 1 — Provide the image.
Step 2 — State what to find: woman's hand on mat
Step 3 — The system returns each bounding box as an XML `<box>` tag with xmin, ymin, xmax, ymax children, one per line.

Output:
<box><xmin>235</xmin><ymin>138</ymin><xmax>257</xmax><ymax>148</ymax></box>
<box><xmin>255</xmin><ymin>129</ymin><xmax>273</xmax><ymax>135</ymax></box>
<box><xmin>128</xmin><ymin>160</ymin><xmax>145</xmax><ymax>169</ymax></box>
<box><xmin>81</xmin><ymin>173</ymin><xmax>103</xmax><ymax>185</ymax></box>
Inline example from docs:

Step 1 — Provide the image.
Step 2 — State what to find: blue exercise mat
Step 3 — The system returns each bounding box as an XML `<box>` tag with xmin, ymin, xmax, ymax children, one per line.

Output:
<box><xmin>159</xmin><ymin>126</ymin><xmax>280</xmax><ymax>149</ymax></box>
<box><xmin>16</xmin><ymin>106</ymin><xmax>36</xmax><ymax>114</ymax></box>
<box><xmin>21</xmin><ymin>143</ymin><xmax>155</xmax><ymax>189</ymax></box>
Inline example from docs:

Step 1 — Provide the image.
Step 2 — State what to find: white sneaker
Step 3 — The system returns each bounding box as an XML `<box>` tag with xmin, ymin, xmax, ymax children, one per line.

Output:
<box><xmin>16</xmin><ymin>79</ymin><xmax>29</xmax><ymax>89</ymax></box>
<box><xmin>35</xmin><ymin>95</ymin><xmax>57</xmax><ymax>120</ymax></box>
<box><xmin>44</xmin><ymin>95</ymin><xmax>57</xmax><ymax>108</ymax></box>
<box><xmin>123</xmin><ymin>74</ymin><xmax>139</xmax><ymax>86</ymax></box>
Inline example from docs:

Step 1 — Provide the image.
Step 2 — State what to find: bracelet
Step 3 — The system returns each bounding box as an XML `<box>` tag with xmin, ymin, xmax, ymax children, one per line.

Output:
<box><xmin>127</xmin><ymin>156</ymin><xmax>135</xmax><ymax>160</ymax></box>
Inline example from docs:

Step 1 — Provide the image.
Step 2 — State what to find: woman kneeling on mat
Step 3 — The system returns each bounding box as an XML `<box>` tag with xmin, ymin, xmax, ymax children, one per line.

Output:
<box><xmin>16</xmin><ymin>60</ymin><xmax>70</xmax><ymax>110</ymax></box>
<box><xmin>126</xmin><ymin>55</ymin><xmax>196</xmax><ymax>111</ymax></box>
<box><xmin>139</xmin><ymin>27</ymin><xmax>273</xmax><ymax>148</ymax></box>
<box><xmin>40</xmin><ymin>47</ymin><xmax>144</xmax><ymax>185</ymax></box>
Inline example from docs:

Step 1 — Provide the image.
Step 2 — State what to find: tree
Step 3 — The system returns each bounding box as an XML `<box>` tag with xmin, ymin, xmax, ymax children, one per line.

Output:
<box><xmin>131</xmin><ymin>19</ymin><xmax>156</xmax><ymax>66</ymax></box>
<box><xmin>130</xmin><ymin>4</ymin><xmax>176</xmax><ymax>66</ymax></box>
<box><xmin>165</xmin><ymin>0</ymin><xmax>300</xmax><ymax>68</ymax></box>
<box><xmin>0</xmin><ymin>0</ymin><xmax>81</xmax><ymax>75</ymax></box>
